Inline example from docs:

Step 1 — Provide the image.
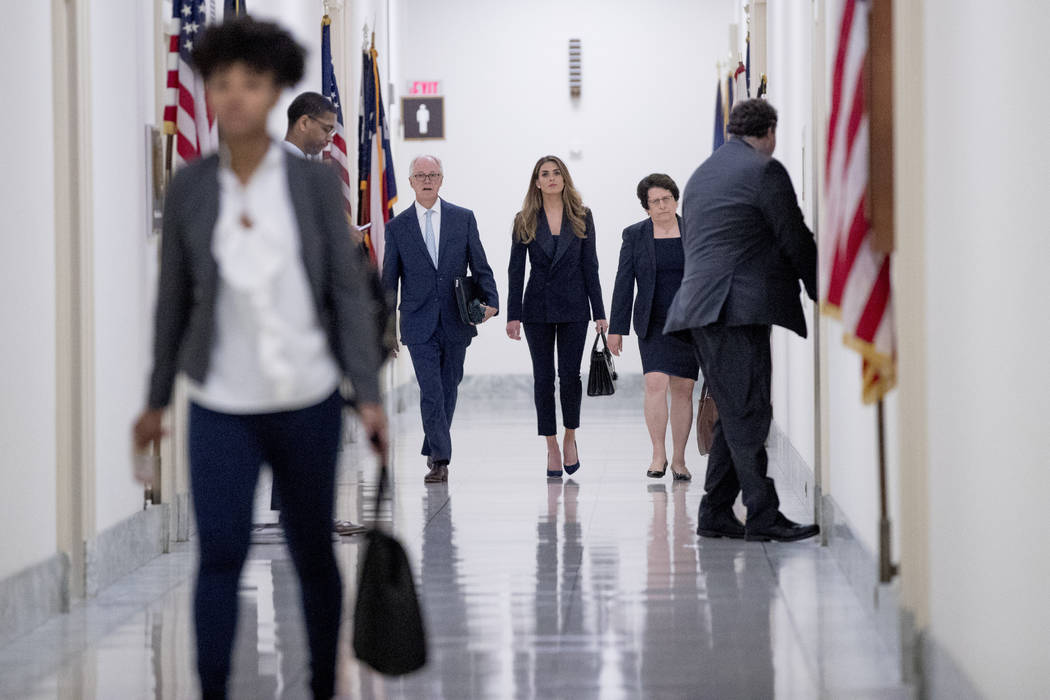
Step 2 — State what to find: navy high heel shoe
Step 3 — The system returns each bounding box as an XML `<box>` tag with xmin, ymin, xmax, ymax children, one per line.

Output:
<box><xmin>564</xmin><ymin>440</ymin><xmax>580</xmax><ymax>476</ymax></box>
<box><xmin>546</xmin><ymin>452</ymin><xmax>563</xmax><ymax>479</ymax></box>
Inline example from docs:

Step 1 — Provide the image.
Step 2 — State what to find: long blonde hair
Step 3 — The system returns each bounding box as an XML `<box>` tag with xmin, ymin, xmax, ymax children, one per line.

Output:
<box><xmin>513</xmin><ymin>155</ymin><xmax>588</xmax><ymax>244</ymax></box>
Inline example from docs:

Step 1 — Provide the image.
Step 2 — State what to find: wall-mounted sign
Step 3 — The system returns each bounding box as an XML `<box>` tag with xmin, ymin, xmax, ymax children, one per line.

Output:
<box><xmin>402</xmin><ymin>96</ymin><xmax>444</xmax><ymax>140</ymax></box>
<box><xmin>408</xmin><ymin>81</ymin><xmax>440</xmax><ymax>95</ymax></box>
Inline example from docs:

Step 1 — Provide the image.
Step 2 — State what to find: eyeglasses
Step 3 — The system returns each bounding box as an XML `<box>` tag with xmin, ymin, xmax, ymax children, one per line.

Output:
<box><xmin>648</xmin><ymin>195</ymin><xmax>676</xmax><ymax>207</ymax></box>
<box><xmin>411</xmin><ymin>172</ymin><xmax>443</xmax><ymax>182</ymax></box>
<box><xmin>307</xmin><ymin>114</ymin><xmax>336</xmax><ymax>136</ymax></box>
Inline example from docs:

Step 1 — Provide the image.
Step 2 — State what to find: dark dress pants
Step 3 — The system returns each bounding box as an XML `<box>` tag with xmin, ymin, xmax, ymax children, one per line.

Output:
<box><xmin>407</xmin><ymin>324</ymin><xmax>468</xmax><ymax>464</ymax></box>
<box><xmin>523</xmin><ymin>321</ymin><xmax>589</xmax><ymax>435</ymax></box>
<box><xmin>189</xmin><ymin>391</ymin><xmax>343</xmax><ymax>700</ymax></box>
<box><xmin>690</xmin><ymin>324</ymin><xmax>780</xmax><ymax>530</ymax></box>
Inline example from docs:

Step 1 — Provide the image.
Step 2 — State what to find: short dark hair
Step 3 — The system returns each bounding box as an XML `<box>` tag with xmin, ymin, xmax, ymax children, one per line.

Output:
<box><xmin>727</xmin><ymin>99</ymin><xmax>778</xmax><ymax>137</ymax></box>
<box><xmin>191</xmin><ymin>17</ymin><xmax>304</xmax><ymax>88</ymax></box>
<box><xmin>287</xmin><ymin>92</ymin><xmax>336</xmax><ymax>128</ymax></box>
<box><xmin>636</xmin><ymin>173</ymin><xmax>680</xmax><ymax>210</ymax></box>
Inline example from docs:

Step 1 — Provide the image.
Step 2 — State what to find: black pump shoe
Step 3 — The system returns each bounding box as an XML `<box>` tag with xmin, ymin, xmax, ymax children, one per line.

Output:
<box><xmin>563</xmin><ymin>440</ymin><xmax>580</xmax><ymax>475</ymax></box>
<box><xmin>546</xmin><ymin>452</ymin><xmax>563</xmax><ymax>479</ymax></box>
<box><xmin>646</xmin><ymin>461</ymin><xmax>668</xmax><ymax>479</ymax></box>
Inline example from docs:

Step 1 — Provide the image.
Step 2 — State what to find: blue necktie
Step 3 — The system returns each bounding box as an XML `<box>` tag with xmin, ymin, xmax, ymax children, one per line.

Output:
<box><xmin>424</xmin><ymin>209</ymin><xmax>438</xmax><ymax>267</ymax></box>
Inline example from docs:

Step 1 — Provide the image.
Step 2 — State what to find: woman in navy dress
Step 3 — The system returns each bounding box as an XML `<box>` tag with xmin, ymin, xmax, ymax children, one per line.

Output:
<box><xmin>507</xmin><ymin>155</ymin><xmax>607</xmax><ymax>478</ymax></box>
<box><xmin>608</xmin><ymin>174</ymin><xmax>699</xmax><ymax>480</ymax></box>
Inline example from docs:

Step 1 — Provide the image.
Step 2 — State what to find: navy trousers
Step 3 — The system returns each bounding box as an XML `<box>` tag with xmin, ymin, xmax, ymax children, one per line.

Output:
<box><xmin>189</xmin><ymin>391</ymin><xmax>342</xmax><ymax>700</ymax></box>
<box><xmin>523</xmin><ymin>321</ymin><xmax>589</xmax><ymax>436</ymax></box>
<box><xmin>689</xmin><ymin>324</ymin><xmax>780</xmax><ymax>530</ymax></box>
<box><xmin>407</xmin><ymin>324</ymin><xmax>468</xmax><ymax>464</ymax></box>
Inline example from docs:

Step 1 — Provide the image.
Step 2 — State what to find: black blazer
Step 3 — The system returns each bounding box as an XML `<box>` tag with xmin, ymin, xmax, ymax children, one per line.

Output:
<box><xmin>664</xmin><ymin>138</ymin><xmax>817</xmax><ymax>338</ymax></box>
<box><xmin>609</xmin><ymin>216</ymin><xmax>683</xmax><ymax>338</ymax></box>
<box><xmin>507</xmin><ymin>209</ymin><xmax>606</xmax><ymax>324</ymax></box>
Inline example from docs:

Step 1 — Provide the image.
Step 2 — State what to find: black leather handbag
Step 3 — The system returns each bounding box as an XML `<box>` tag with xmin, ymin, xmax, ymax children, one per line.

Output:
<box><xmin>454</xmin><ymin>276</ymin><xmax>487</xmax><ymax>325</ymax></box>
<box><xmin>352</xmin><ymin>461</ymin><xmax>427</xmax><ymax>676</ymax></box>
<box><xmin>586</xmin><ymin>331</ymin><xmax>617</xmax><ymax>397</ymax></box>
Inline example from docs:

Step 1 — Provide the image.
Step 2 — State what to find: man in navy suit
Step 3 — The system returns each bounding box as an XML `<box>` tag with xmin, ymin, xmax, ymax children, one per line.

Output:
<box><xmin>382</xmin><ymin>155</ymin><xmax>499</xmax><ymax>483</ymax></box>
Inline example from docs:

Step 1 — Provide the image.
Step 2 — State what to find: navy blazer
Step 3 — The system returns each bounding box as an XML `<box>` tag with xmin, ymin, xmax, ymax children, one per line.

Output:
<box><xmin>609</xmin><ymin>216</ymin><xmax>683</xmax><ymax>338</ymax></box>
<box><xmin>382</xmin><ymin>199</ymin><xmax>499</xmax><ymax>346</ymax></box>
<box><xmin>665</xmin><ymin>139</ymin><xmax>817</xmax><ymax>337</ymax></box>
<box><xmin>507</xmin><ymin>209</ymin><xmax>606</xmax><ymax>324</ymax></box>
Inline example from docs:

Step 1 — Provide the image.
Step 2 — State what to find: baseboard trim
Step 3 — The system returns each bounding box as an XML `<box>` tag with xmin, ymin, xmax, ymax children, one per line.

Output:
<box><xmin>0</xmin><ymin>553</ymin><xmax>70</xmax><ymax>647</ymax></box>
<box><xmin>84</xmin><ymin>504</ymin><xmax>169</xmax><ymax>597</ymax></box>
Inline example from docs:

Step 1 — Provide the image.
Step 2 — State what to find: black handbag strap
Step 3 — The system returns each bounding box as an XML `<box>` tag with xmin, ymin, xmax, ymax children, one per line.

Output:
<box><xmin>369</xmin><ymin>432</ymin><xmax>389</xmax><ymax>531</ymax></box>
<box><xmin>592</xmin><ymin>330</ymin><xmax>609</xmax><ymax>353</ymax></box>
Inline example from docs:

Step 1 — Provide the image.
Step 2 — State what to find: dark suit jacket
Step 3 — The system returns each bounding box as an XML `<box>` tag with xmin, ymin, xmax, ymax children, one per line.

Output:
<box><xmin>147</xmin><ymin>152</ymin><xmax>381</xmax><ymax>409</ymax></box>
<box><xmin>507</xmin><ymin>209</ymin><xmax>606</xmax><ymax>324</ymax></box>
<box><xmin>609</xmin><ymin>215</ymin><xmax>683</xmax><ymax>338</ymax></box>
<box><xmin>664</xmin><ymin>138</ymin><xmax>817</xmax><ymax>338</ymax></box>
<box><xmin>381</xmin><ymin>199</ymin><xmax>499</xmax><ymax>346</ymax></box>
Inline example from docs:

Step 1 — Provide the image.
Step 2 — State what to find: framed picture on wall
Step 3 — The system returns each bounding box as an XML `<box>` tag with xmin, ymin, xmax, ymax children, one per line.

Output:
<box><xmin>402</xmin><ymin>96</ymin><xmax>445</xmax><ymax>140</ymax></box>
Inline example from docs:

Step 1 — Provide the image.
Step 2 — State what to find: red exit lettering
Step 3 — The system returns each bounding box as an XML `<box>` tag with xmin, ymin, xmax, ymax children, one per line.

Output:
<box><xmin>410</xmin><ymin>81</ymin><xmax>440</xmax><ymax>95</ymax></box>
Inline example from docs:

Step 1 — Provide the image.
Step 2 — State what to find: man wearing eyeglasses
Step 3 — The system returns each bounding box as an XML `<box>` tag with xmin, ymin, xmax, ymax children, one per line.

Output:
<box><xmin>272</xmin><ymin>90</ymin><xmax>368</xmax><ymax>537</ymax></box>
<box><xmin>283</xmin><ymin>91</ymin><xmax>336</xmax><ymax>161</ymax></box>
<box><xmin>382</xmin><ymin>155</ymin><xmax>499</xmax><ymax>483</ymax></box>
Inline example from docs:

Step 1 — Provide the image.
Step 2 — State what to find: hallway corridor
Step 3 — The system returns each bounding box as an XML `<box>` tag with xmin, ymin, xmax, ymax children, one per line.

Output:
<box><xmin>0</xmin><ymin>394</ymin><xmax>908</xmax><ymax>699</ymax></box>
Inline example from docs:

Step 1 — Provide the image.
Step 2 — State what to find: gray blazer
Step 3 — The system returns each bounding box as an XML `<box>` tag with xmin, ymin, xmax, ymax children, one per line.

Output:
<box><xmin>664</xmin><ymin>138</ymin><xmax>817</xmax><ymax>338</ymax></box>
<box><xmin>147</xmin><ymin>152</ymin><xmax>381</xmax><ymax>409</ymax></box>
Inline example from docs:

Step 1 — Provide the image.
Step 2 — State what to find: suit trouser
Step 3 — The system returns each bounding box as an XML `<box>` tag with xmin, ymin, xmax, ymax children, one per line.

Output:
<box><xmin>407</xmin><ymin>324</ymin><xmax>468</xmax><ymax>464</ymax></box>
<box><xmin>689</xmin><ymin>324</ymin><xmax>780</xmax><ymax>530</ymax></box>
<box><xmin>523</xmin><ymin>321</ymin><xmax>589</xmax><ymax>436</ymax></box>
<box><xmin>188</xmin><ymin>391</ymin><xmax>343</xmax><ymax>700</ymax></box>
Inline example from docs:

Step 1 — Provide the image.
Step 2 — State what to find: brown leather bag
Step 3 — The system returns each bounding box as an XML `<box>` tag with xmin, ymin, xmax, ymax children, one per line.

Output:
<box><xmin>695</xmin><ymin>381</ymin><xmax>718</xmax><ymax>455</ymax></box>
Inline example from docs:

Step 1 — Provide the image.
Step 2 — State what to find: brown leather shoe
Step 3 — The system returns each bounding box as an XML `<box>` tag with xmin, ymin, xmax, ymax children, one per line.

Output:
<box><xmin>424</xmin><ymin>463</ymin><xmax>448</xmax><ymax>483</ymax></box>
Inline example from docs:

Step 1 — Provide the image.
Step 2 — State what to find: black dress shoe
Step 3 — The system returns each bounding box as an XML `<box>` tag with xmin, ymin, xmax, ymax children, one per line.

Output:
<box><xmin>424</xmin><ymin>463</ymin><xmax>448</xmax><ymax>483</ymax></box>
<box><xmin>696</xmin><ymin>511</ymin><xmax>746</xmax><ymax>539</ymax></box>
<box><xmin>745</xmin><ymin>513</ymin><xmax>819</xmax><ymax>542</ymax></box>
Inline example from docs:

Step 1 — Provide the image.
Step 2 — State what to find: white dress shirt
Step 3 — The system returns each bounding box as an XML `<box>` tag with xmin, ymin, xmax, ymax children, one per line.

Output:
<box><xmin>188</xmin><ymin>142</ymin><xmax>341</xmax><ymax>413</ymax></box>
<box><xmin>414</xmin><ymin>198</ymin><xmax>442</xmax><ymax>261</ymax></box>
<box><xmin>281</xmin><ymin>138</ymin><xmax>320</xmax><ymax>161</ymax></box>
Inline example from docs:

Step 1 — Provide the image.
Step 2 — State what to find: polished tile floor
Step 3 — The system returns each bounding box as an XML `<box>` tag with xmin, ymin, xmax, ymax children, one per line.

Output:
<box><xmin>0</xmin><ymin>394</ymin><xmax>909</xmax><ymax>699</ymax></box>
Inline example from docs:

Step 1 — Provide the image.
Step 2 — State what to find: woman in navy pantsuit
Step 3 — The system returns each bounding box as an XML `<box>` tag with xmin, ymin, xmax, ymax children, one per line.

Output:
<box><xmin>507</xmin><ymin>155</ymin><xmax>607</xmax><ymax>478</ymax></box>
<box><xmin>608</xmin><ymin>174</ymin><xmax>699</xmax><ymax>481</ymax></box>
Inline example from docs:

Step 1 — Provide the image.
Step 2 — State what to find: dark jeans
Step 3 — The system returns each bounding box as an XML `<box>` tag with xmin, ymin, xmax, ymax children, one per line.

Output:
<box><xmin>690</xmin><ymin>324</ymin><xmax>780</xmax><ymax>530</ymax></box>
<box><xmin>189</xmin><ymin>391</ymin><xmax>343</xmax><ymax>700</ymax></box>
<box><xmin>407</xmin><ymin>324</ymin><xmax>468</xmax><ymax>463</ymax></box>
<box><xmin>523</xmin><ymin>321</ymin><xmax>589</xmax><ymax>435</ymax></box>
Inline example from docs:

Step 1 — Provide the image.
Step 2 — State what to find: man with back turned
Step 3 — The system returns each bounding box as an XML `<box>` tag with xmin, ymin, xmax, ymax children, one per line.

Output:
<box><xmin>664</xmin><ymin>99</ymin><xmax>819</xmax><ymax>542</ymax></box>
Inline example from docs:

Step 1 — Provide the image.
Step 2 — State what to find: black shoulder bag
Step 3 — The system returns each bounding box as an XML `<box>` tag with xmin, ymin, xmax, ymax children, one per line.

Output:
<box><xmin>352</xmin><ymin>458</ymin><xmax>427</xmax><ymax>675</ymax></box>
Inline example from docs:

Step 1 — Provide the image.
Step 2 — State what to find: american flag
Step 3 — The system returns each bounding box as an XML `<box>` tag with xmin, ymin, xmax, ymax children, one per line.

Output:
<box><xmin>822</xmin><ymin>0</ymin><xmax>895</xmax><ymax>403</ymax></box>
<box><xmin>321</xmin><ymin>16</ymin><xmax>353</xmax><ymax>223</ymax></box>
<box><xmin>163</xmin><ymin>0</ymin><xmax>217</xmax><ymax>168</ymax></box>
<box><xmin>356</xmin><ymin>36</ymin><xmax>398</xmax><ymax>267</ymax></box>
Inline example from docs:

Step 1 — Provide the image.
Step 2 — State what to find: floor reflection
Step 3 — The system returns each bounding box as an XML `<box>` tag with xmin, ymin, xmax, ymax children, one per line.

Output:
<box><xmin>0</xmin><ymin>399</ymin><xmax>907</xmax><ymax>699</ymax></box>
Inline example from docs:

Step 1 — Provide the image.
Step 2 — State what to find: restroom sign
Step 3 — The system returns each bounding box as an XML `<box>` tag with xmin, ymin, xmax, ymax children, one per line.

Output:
<box><xmin>402</xmin><ymin>96</ymin><xmax>444</xmax><ymax>140</ymax></box>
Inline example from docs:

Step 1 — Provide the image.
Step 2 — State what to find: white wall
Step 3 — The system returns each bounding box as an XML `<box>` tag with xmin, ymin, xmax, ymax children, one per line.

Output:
<box><xmin>390</xmin><ymin>0</ymin><xmax>736</xmax><ymax>377</ymax></box>
<box><xmin>90</xmin><ymin>1</ymin><xmax>157</xmax><ymax>533</ymax></box>
<box><xmin>0</xmin><ymin>3</ymin><xmax>58</xmax><ymax>579</ymax></box>
<box><xmin>923</xmin><ymin>2</ymin><xmax>1050</xmax><ymax>696</ymax></box>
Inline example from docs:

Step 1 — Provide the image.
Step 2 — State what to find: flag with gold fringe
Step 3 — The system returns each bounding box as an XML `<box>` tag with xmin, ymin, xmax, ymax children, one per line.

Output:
<box><xmin>822</xmin><ymin>0</ymin><xmax>895</xmax><ymax>403</ymax></box>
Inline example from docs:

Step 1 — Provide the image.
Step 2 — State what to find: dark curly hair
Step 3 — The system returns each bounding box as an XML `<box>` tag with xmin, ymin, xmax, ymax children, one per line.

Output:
<box><xmin>636</xmin><ymin>173</ymin><xmax>679</xmax><ymax>211</ymax></box>
<box><xmin>727</xmin><ymin>99</ymin><xmax>778</xmax><ymax>138</ymax></box>
<box><xmin>191</xmin><ymin>17</ymin><xmax>304</xmax><ymax>87</ymax></box>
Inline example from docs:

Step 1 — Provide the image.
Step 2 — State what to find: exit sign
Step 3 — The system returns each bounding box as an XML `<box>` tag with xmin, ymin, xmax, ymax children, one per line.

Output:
<box><xmin>408</xmin><ymin>80</ymin><xmax>440</xmax><ymax>95</ymax></box>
